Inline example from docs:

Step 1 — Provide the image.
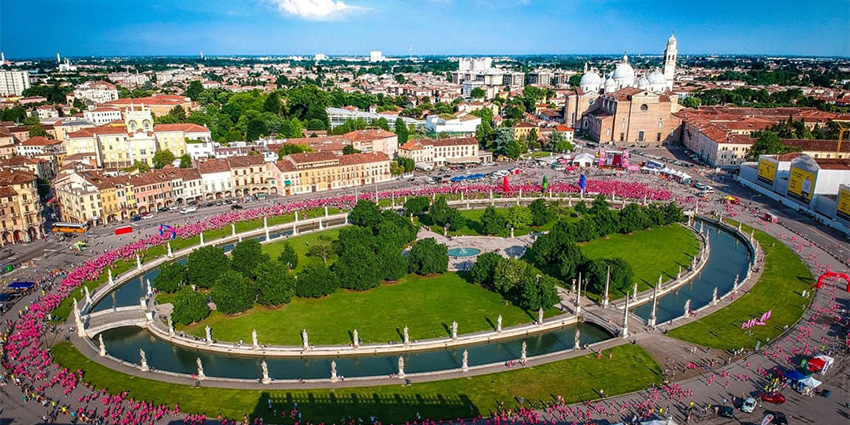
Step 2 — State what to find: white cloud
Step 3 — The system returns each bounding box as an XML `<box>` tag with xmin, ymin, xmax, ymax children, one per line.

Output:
<box><xmin>264</xmin><ymin>0</ymin><xmax>364</xmax><ymax>20</ymax></box>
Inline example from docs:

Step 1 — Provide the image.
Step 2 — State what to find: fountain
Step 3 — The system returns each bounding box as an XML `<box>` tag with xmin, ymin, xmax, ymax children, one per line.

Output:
<box><xmin>447</xmin><ymin>247</ymin><xmax>481</xmax><ymax>258</ymax></box>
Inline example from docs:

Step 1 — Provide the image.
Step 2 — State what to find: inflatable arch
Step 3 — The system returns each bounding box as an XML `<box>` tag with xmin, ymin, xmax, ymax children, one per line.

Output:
<box><xmin>812</xmin><ymin>272</ymin><xmax>850</xmax><ymax>292</ymax></box>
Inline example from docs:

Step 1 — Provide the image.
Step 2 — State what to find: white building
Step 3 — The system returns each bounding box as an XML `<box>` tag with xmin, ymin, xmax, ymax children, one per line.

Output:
<box><xmin>197</xmin><ymin>159</ymin><xmax>233</xmax><ymax>197</ymax></box>
<box><xmin>425</xmin><ymin>113</ymin><xmax>481</xmax><ymax>134</ymax></box>
<box><xmin>84</xmin><ymin>107</ymin><xmax>123</xmax><ymax>126</ymax></box>
<box><xmin>369</xmin><ymin>51</ymin><xmax>383</xmax><ymax>63</ymax></box>
<box><xmin>0</xmin><ymin>71</ymin><xmax>31</xmax><ymax>96</ymax></box>
<box><xmin>73</xmin><ymin>81</ymin><xmax>119</xmax><ymax>105</ymax></box>
<box><xmin>399</xmin><ymin>136</ymin><xmax>480</xmax><ymax>167</ymax></box>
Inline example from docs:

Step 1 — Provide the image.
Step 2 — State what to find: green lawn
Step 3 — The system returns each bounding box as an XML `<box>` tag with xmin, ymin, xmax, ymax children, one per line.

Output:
<box><xmin>668</xmin><ymin>221</ymin><xmax>812</xmax><ymax>350</ymax></box>
<box><xmin>580</xmin><ymin>224</ymin><xmax>700</xmax><ymax>299</ymax></box>
<box><xmin>51</xmin><ymin>342</ymin><xmax>660</xmax><ymax>423</ymax></box>
<box><xmin>261</xmin><ymin>228</ymin><xmax>341</xmax><ymax>272</ymax></box>
<box><xmin>181</xmin><ymin>272</ymin><xmax>557</xmax><ymax>345</ymax></box>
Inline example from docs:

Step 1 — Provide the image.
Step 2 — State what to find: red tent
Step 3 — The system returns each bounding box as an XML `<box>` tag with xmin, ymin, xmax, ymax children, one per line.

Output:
<box><xmin>806</xmin><ymin>357</ymin><xmax>826</xmax><ymax>372</ymax></box>
<box><xmin>503</xmin><ymin>176</ymin><xmax>510</xmax><ymax>193</ymax></box>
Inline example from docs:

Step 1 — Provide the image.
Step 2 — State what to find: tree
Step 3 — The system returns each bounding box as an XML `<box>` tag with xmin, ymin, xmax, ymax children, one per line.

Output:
<box><xmin>590</xmin><ymin>194</ymin><xmax>609</xmax><ymax>214</ymax></box>
<box><xmin>246</xmin><ymin>118</ymin><xmax>267</xmax><ymax>141</ymax></box>
<box><xmin>277</xmin><ymin>144</ymin><xmax>311</xmax><ymax>159</ymax></box>
<box><xmin>470</xmin><ymin>252</ymin><xmax>504</xmax><ymax>285</ymax></box>
<box><xmin>285</xmin><ymin>84</ymin><xmax>330</xmax><ymax>127</ymax></box>
<box><xmin>503</xmin><ymin>205</ymin><xmax>533</xmax><ymax>229</ymax></box>
<box><xmin>480</xmin><ymin>206</ymin><xmax>507</xmax><ymax>235</ymax></box>
<box><xmin>152</xmin><ymin>149</ymin><xmax>176</xmax><ymax>169</ymax></box>
<box><xmin>231</xmin><ymin>239</ymin><xmax>269</xmax><ymax>279</ymax></box>
<box><xmin>263</xmin><ymin>92</ymin><xmax>282</xmax><ymax>114</ymax></box>
<box><xmin>470</xmin><ymin>87</ymin><xmax>486</xmax><ymax>99</ymax></box>
<box><xmin>28</xmin><ymin>124</ymin><xmax>49</xmax><ymax>138</ymax></box>
<box><xmin>475</xmin><ymin>120</ymin><xmax>494</xmax><ymax>148</ymax></box>
<box><xmin>211</xmin><ymin>270</ymin><xmax>256</xmax><ymax>314</ymax></box>
<box><xmin>342</xmin><ymin>144</ymin><xmax>361</xmax><ymax>155</ymax></box>
<box><xmin>348</xmin><ymin>200</ymin><xmax>383</xmax><ymax>232</ymax></box>
<box><xmin>333</xmin><ymin>244</ymin><xmax>381</xmax><ymax>290</ymax></box>
<box><xmin>618</xmin><ymin>203</ymin><xmax>647</xmax><ymax>234</ymax></box>
<box><xmin>681</xmin><ymin>96</ymin><xmax>701</xmax><ymax>108</ymax></box>
<box><xmin>307</xmin><ymin>235</ymin><xmax>335</xmax><ymax>265</ymax></box>
<box><xmin>295</xmin><ymin>264</ymin><xmax>339</xmax><ymax>298</ymax></box>
<box><xmin>574</xmin><ymin>201</ymin><xmax>589</xmax><ymax>216</ymax></box>
<box><xmin>518</xmin><ymin>273</ymin><xmax>559</xmax><ymax>311</ymax></box>
<box><xmin>493</xmin><ymin>258</ymin><xmax>527</xmax><ymax>296</ymax></box>
<box><xmin>395</xmin><ymin>157</ymin><xmax>414</xmax><ymax>173</ymax></box>
<box><xmin>278</xmin><ymin>242</ymin><xmax>298</xmax><ymax>270</ymax></box>
<box><xmin>407</xmin><ymin>238</ymin><xmax>449</xmax><ymax>275</ymax></box>
<box><xmin>187</xmin><ymin>246</ymin><xmax>230</xmax><ymax>288</ymax></box>
<box><xmin>502</xmin><ymin>139</ymin><xmax>523</xmax><ymax>159</ymax></box>
<box><xmin>255</xmin><ymin>260</ymin><xmax>295</xmax><ymax>306</ymax></box>
<box><xmin>404</xmin><ymin>196</ymin><xmax>430</xmax><ymax>215</ymax></box>
<box><xmin>179</xmin><ymin>154</ymin><xmax>192</xmax><ymax>168</ymax></box>
<box><xmin>583</xmin><ymin>258</ymin><xmax>633</xmax><ymax>296</ymax></box>
<box><xmin>185</xmin><ymin>80</ymin><xmax>204</xmax><ymax>101</ymax></box>
<box><xmin>548</xmin><ymin>130</ymin><xmax>573</xmax><ymax>153</ymax></box>
<box><xmin>529</xmin><ymin>199</ymin><xmax>554</xmax><ymax>226</ymax></box>
<box><xmin>153</xmin><ymin>262</ymin><xmax>187</xmax><ymax>294</ymax></box>
<box><xmin>394</xmin><ymin>118</ymin><xmax>409</xmax><ymax>143</ymax></box>
<box><xmin>171</xmin><ymin>287</ymin><xmax>210</xmax><ymax>325</ymax></box>
<box><xmin>746</xmin><ymin>130</ymin><xmax>800</xmax><ymax>161</ymax></box>
<box><xmin>429</xmin><ymin>196</ymin><xmax>464</xmax><ymax>230</ymax></box>
<box><xmin>377</xmin><ymin>244</ymin><xmax>408</xmax><ymax>281</ymax></box>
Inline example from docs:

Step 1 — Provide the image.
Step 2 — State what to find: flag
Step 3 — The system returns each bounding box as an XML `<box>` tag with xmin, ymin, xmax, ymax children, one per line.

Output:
<box><xmin>579</xmin><ymin>174</ymin><xmax>586</xmax><ymax>196</ymax></box>
<box><xmin>541</xmin><ymin>176</ymin><xmax>548</xmax><ymax>193</ymax></box>
<box><xmin>503</xmin><ymin>176</ymin><xmax>510</xmax><ymax>193</ymax></box>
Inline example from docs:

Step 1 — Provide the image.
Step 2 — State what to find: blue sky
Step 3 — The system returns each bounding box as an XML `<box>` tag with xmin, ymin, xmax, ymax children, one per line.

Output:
<box><xmin>1</xmin><ymin>0</ymin><xmax>848</xmax><ymax>58</ymax></box>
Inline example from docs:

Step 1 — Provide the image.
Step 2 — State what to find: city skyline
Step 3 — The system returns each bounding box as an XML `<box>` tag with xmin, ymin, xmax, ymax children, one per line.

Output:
<box><xmin>1</xmin><ymin>0</ymin><xmax>848</xmax><ymax>58</ymax></box>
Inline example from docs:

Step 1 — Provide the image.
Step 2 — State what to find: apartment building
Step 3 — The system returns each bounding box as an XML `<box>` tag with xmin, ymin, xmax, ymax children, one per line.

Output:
<box><xmin>0</xmin><ymin>170</ymin><xmax>43</xmax><ymax>244</ymax></box>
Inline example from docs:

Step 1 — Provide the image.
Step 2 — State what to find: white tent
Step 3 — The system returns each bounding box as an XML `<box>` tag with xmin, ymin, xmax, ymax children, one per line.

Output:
<box><xmin>572</xmin><ymin>152</ymin><xmax>595</xmax><ymax>167</ymax></box>
<box><xmin>800</xmin><ymin>375</ymin><xmax>822</xmax><ymax>388</ymax></box>
<box><xmin>641</xmin><ymin>419</ymin><xmax>678</xmax><ymax>425</ymax></box>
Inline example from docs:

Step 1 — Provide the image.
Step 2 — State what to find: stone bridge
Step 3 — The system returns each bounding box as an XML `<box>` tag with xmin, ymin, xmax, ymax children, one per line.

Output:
<box><xmin>82</xmin><ymin>307</ymin><xmax>151</xmax><ymax>338</ymax></box>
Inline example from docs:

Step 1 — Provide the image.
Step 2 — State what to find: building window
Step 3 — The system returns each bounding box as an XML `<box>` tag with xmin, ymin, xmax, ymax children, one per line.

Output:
<box><xmin>640</xmin><ymin>104</ymin><xmax>648</xmax><ymax>111</ymax></box>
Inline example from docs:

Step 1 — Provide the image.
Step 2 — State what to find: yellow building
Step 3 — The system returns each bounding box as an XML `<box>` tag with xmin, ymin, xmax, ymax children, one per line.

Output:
<box><xmin>0</xmin><ymin>170</ymin><xmax>43</xmax><ymax>244</ymax></box>
<box><xmin>272</xmin><ymin>151</ymin><xmax>391</xmax><ymax>194</ymax></box>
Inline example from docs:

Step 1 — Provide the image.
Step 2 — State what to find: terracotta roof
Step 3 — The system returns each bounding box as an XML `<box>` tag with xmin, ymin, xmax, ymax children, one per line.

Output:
<box><xmin>21</xmin><ymin>136</ymin><xmax>61</xmax><ymax>147</ymax></box>
<box><xmin>0</xmin><ymin>169</ymin><xmax>36</xmax><ymax>185</ymax></box>
<box><xmin>400</xmin><ymin>141</ymin><xmax>424</xmax><ymax>151</ymax></box>
<box><xmin>429</xmin><ymin>137</ymin><xmax>479</xmax><ymax>147</ymax></box>
<box><xmin>813</xmin><ymin>158</ymin><xmax>850</xmax><ymax>170</ymax></box>
<box><xmin>341</xmin><ymin>129</ymin><xmax>396</xmax><ymax>142</ymax></box>
<box><xmin>288</xmin><ymin>151</ymin><xmax>338</xmax><ymax>164</ymax></box>
<box><xmin>0</xmin><ymin>187</ymin><xmax>17</xmax><ymax>197</ymax></box>
<box><xmin>781</xmin><ymin>139</ymin><xmax>850</xmax><ymax>154</ymax></box>
<box><xmin>0</xmin><ymin>156</ymin><xmax>46</xmax><ymax>166</ymax></box>
<box><xmin>514</xmin><ymin>122</ymin><xmax>536</xmax><ymax>128</ymax></box>
<box><xmin>226</xmin><ymin>155</ymin><xmax>265</xmax><ymax>168</ymax></box>
<box><xmin>67</xmin><ymin>126</ymin><xmax>128</xmax><ymax>138</ymax></box>
<box><xmin>197</xmin><ymin>159</ymin><xmax>231</xmax><ymax>174</ymax></box>
<box><xmin>154</xmin><ymin>123</ymin><xmax>210</xmax><ymax>133</ymax></box>
<box><xmin>338</xmin><ymin>152</ymin><xmax>389</xmax><ymax>165</ymax></box>
<box><xmin>275</xmin><ymin>160</ymin><xmax>298</xmax><ymax>173</ymax></box>
<box><xmin>555</xmin><ymin>125</ymin><xmax>574</xmax><ymax>132</ymax></box>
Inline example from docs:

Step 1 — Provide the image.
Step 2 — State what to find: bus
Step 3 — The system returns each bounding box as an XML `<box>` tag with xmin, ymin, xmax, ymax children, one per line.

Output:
<box><xmin>52</xmin><ymin>222</ymin><xmax>89</xmax><ymax>233</ymax></box>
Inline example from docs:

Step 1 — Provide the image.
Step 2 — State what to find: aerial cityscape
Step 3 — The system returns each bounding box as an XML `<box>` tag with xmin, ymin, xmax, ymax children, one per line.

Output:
<box><xmin>0</xmin><ymin>1</ymin><xmax>849</xmax><ymax>425</ymax></box>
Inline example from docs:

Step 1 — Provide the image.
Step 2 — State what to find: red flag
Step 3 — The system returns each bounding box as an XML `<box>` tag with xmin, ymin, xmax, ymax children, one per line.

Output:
<box><xmin>503</xmin><ymin>176</ymin><xmax>510</xmax><ymax>193</ymax></box>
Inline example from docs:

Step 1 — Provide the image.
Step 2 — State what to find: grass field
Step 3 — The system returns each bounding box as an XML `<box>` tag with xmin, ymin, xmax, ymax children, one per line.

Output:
<box><xmin>181</xmin><ymin>272</ymin><xmax>558</xmax><ymax>345</ymax></box>
<box><xmin>51</xmin><ymin>342</ymin><xmax>661</xmax><ymax>423</ymax></box>
<box><xmin>260</xmin><ymin>228</ymin><xmax>342</xmax><ymax>272</ymax></box>
<box><xmin>668</xmin><ymin>221</ymin><xmax>812</xmax><ymax>350</ymax></box>
<box><xmin>581</xmin><ymin>224</ymin><xmax>701</xmax><ymax>299</ymax></box>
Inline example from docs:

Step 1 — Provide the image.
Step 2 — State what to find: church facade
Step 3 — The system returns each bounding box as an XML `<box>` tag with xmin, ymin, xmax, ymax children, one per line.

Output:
<box><xmin>563</xmin><ymin>34</ymin><xmax>682</xmax><ymax>146</ymax></box>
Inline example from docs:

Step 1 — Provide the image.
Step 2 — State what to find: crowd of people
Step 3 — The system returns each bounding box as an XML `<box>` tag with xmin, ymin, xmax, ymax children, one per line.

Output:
<box><xmin>0</xmin><ymin>174</ymin><xmax>845</xmax><ymax>425</ymax></box>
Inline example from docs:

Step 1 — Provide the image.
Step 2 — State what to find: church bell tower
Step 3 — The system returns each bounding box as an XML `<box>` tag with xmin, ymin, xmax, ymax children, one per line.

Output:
<box><xmin>663</xmin><ymin>32</ymin><xmax>677</xmax><ymax>90</ymax></box>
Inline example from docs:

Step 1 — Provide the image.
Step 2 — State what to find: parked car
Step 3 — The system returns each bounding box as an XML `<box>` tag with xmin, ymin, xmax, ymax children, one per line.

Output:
<box><xmin>741</xmin><ymin>397</ymin><xmax>756</xmax><ymax>413</ymax></box>
<box><xmin>717</xmin><ymin>405</ymin><xmax>734</xmax><ymax>418</ymax></box>
<box><xmin>158</xmin><ymin>206</ymin><xmax>170</xmax><ymax>213</ymax></box>
<box><xmin>231</xmin><ymin>204</ymin><xmax>243</xmax><ymax>210</ymax></box>
<box><xmin>762</xmin><ymin>411</ymin><xmax>788</xmax><ymax>425</ymax></box>
<box><xmin>180</xmin><ymin>206</ymin><xmax>197</xmax><ymax>214</ymax></box>
<box><xmin>130</xmin><ymin>215</ymin><xmax>141</xmax><ymax>222</ymax></box>
<box><xmin>760</xmin><ymin>392</ymin><xmax>786</xmax><ymax>404</ymax></box>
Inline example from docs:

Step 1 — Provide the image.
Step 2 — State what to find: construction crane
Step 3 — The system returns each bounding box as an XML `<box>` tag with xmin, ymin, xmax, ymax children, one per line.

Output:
<box><xmin>837</xmin><ymin>121</ymin><xmax>849</xmax><ymax>157</ymax></box>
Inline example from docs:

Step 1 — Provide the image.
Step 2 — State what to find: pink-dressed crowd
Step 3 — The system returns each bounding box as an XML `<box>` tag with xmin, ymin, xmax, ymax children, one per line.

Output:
<box><xmin>1</xmin><ymin>180</ymin><xmax>682</xmax><ymax>425</ymax></box>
